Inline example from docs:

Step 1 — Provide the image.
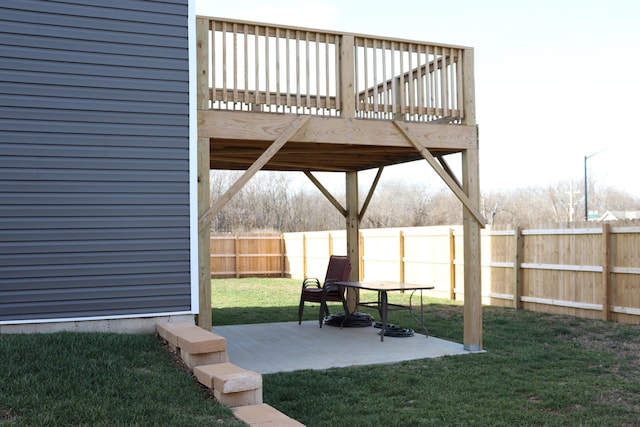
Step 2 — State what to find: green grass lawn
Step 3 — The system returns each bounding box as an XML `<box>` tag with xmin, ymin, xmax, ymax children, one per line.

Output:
<box><xmin>2</xmin><ymin>277</ymin><xmax>639</xmax><ymax>426</ymax></box>
<box><xmin>0</xmin><ymin>332</ymin><xmax>244</xmax><ymax>426</ymax></box>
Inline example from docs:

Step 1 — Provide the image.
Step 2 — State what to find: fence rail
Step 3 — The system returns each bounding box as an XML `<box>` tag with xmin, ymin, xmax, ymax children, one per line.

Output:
<box><xmin>211</xmin><ymin>223</ymin><xmax>640</xmax><ymax>325</ymax></box>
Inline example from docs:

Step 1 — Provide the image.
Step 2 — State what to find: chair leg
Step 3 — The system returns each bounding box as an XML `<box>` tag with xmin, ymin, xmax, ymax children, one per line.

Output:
<box><xmin>319</xmin><ymin>301</ymin><xmax>330</xmax><ymax>328</ymax></box>
<box><xmin>298</xmin><ymin>298</ymin><xmax>305</xmax><ymax>325</ymax></box>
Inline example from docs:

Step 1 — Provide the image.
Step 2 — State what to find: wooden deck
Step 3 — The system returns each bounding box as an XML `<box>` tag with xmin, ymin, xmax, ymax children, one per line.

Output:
<box><xmin>196</xmin><ymin>16</ymin><xmax>477</xmax><ymax>173</ymax></box>
<box><xmin>196</xmin><ymin>16</ymin><xmax>484</xmax><ymax>351</ymax></box>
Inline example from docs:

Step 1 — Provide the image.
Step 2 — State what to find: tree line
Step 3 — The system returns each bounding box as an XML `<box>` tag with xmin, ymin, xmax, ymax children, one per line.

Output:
<box><xmin>210</xmin><ymin>170</ymin><xmax>640</xmax><ymax>233</ymax></box>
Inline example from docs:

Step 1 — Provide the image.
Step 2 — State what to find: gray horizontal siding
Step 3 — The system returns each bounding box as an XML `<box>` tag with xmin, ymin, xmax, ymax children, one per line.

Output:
<box><xmin>0</xmin><ymin>0</ymin><xmax>192</xmax><ymax>322</ymax></box>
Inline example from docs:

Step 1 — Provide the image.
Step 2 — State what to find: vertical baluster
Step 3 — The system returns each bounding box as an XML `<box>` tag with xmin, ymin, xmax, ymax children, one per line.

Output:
<box><xmin>276</xmin><ymin>27</ymin><xmax>281</xmax><ymax>111</ymax></box>
<box><xmin>433</xmin><ymin>45</ymin><xmax>440</xmax><ymax>116</ymax></box>
<box><xmin>441</xmin><ymin>47</ymin><xmax>448</xmax><ymax>118</ymax></box>
<box><xmin>304</xmin><ymin>31</ymin><xmax>311</xmax><ymax>113</ymax></box>
<box><xmin>325</xmin><ymin>34</ymin><xmax>330</xmax><ymax>113</ymax></box>
<box><xmin>254</xmin><ymin>25</ymin><xmax>259</xmax><ymax>105</ymax></box>
<box><xmin>408</xmin><ymin>43</ymin><xmax>414</xmax><ymax>118</ymax></box>
<box><xmin>222</xmin><ymin>21</ymin><xmax>227</xmax><ymax>104</ymax></box>
<box><xmin>265</xmin><ymin>26</ymin><xmax>270</xmax><ymax>108</ymax></box>
<box><xmin>286</xmin><ymin>29</ymin><xmax>291</xmax><ymax>110</ymax></box>
<box><xmin>334</xmin><ymin>34</ymin><xmax>340</xmax><ymax>113</ymax></box>
<box><xmin>243</xmin><ymin>24</ymin><xmax>249</xmax><ymax>105</ymax></box>
<box><xmin>390</xmin><ymin>41</ymin><xmax>396</xmax><ymax>115</ymax></box>
<box><xmin>399</xmin><ymin>42</ymin><xmax>405</xmax><ymax>118</ymax></box>
<box><xmin>424</xmin><ymin>45</ymin><xmax>431</xmax><ymax>117</ymax></box>
<box><xmin>363</xmin><ymin>38</ymin><xmax>369</xmax><ymax>117</ymax></box>
<box><xmin>416</xmin><ymin>44</ymin><xmax>424</xmax><ymax>120</ymax></box>
<box><xmin>381</xmin><ymin>39</ymin><xmax>387</xmax><ymax>117</ymax></box>
<box><xmin>316</xmin><ymin>32</ymin><xmax>320</xmax><ymax>112</ymax></box>
<box><xmin>453</xmin><ymin>49</ymin><xmax>463</xmax><ymax>117</ymax></box>
<box><xmin>233</xmin><ymin>23</ymin><xmax>238</xmax><ymax>105</ymax></box>
<box><xmin>456</xmin><ymin>48</ymin><xmax>463</xmax><ymax>120</ymax></box>
<box><xmin>211</xmin><ymin>20</ymin><xmax>216</xmax><ymax>106</ymax></box>
<box><xmin>373</xmin><ymin>39</ymin><xmax>379</xmax><ymax>117</ymax></box>
<box><xmin>296</xmin><ymin>30</ymin><xmax>302</xmax><ymax>112</ymax></box>
<box><xmin>354</xmin><ymin>38</ymin><xmax>359</xmax><ymax>116</ymax></box>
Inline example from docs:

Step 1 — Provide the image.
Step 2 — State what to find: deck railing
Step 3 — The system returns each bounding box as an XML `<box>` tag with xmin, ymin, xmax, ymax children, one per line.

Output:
<box><xmin>197</xmin><ymin>16</ymin><xmax>470</xmax><ymax>123</ymax></box>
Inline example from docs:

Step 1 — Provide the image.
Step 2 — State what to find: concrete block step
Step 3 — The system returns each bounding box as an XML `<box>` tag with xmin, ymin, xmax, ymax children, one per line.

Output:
<box><xmin>156</xmin><ymin>322</ymin><xmax>229</xmax><ymax>369</ymax></box>
<box><xmin>194</xmin><ymin>362</ymin><xmax>262</xmax><ymax>393</ymax></box>
<box><xmin>155</xmin><ymin>321</ymin><xmax>196</xmax><ymax>348</ymax></box>
<box><xmin>233</xmin><ymin>403</ymin><xmax>306</xmax><ymax>426</ymax></box>
<box><xmin>175</xmin><ymin>326</ymin><xmax>227</xmax><ymax>355</ymax></box>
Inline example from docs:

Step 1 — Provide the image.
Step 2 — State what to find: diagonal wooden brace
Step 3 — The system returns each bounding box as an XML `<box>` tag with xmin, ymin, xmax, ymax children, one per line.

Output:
<box><xmin>393</xmin><ymin>120</ymin><xmax>486</xmax><ymax>227</ymax></box>
<box><xmin>199</xmin><ymin>115</ymin><xmax>310</xmax><ymax>231</ymax></box>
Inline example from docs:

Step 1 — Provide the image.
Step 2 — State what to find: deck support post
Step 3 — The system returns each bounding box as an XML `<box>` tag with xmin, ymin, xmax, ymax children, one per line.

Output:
<box><xmin>461</xmin><ymin>48</ymin><xmax>482</xmax><ymax>351</ymax></box>
<box><xmin>345</xmin><ymin>171</ymin><xmax>360</xmax><ymax>312</ymax></box>
<box><xmin>462</xmin><ymin>147</ymin><xmax>482</xmax><ymax>351</ymax></box>
<box><xmin>340</xmin><ymin>34</ymin><xmax>359</xmax><ymax>311</ymax></box>
<box><xmin>196</xmin><ymin>17</ymin><xmax>212</xmax><ymax>330</ymax></box>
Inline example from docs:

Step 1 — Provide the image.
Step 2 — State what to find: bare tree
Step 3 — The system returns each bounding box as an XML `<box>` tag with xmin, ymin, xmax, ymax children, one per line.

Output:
<box><xmin>208</xmin><ymin>170</ymin><xmax>640</xmax><ymax>232</ymax></box>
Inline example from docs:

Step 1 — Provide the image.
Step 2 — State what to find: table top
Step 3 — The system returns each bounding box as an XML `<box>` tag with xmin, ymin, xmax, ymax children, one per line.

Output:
<box><xmin>335</xmin><ymin>280</ymin><xmax>435</xmax><ymax>292</ymax></box>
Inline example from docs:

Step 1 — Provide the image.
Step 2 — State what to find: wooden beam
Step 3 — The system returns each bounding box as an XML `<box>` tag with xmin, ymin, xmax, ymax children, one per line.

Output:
<box><xmin>437</xmin><ymin>155</ymin><xmax>462</xmax><ymax>189</ymax></box>
<box><xmin>198</xmin><ymin>115</ymin><xmax>310</xmax><ymax>231</ymax></box>
<box><xmin>303</xmin><ymin>171</ymin><xmax>347</xmax><ymax>216</ymax></box>
<box><xmin>393</xmin><ymin>120</ymin><xmax>486</xmax><ymax>226</ymax></box>
<box><xmin>358</xmin><ymin>166</ymin><xmax>384</xmax><ymax>221</ymax></box>
<box><xmin>196</xmin><ymin>17</ymin><xmax>212</xmax><ymax>330</ymax></box>
<box><xmin>199</xmin><ymin>110</ymin><xmax>478</xmax><ymax>151</ymax></box>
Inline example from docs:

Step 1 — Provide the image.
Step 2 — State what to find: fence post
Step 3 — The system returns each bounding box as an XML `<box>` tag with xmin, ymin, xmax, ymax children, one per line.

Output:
<box><xmin>399</xmin><ymin>230</ymin><xmax>405</xmax><ymax>283</ymax></box>
<box><xmin>513</xmin><ymin>227</ymin><xmax>524</xmax><ymax>309</ymax></box>
<box><xmin>359</xmin><ymin>231</ymin><xmax>364</xmax><ymax>281</ymax></box>
<box><xmin>449</xmin><ymin>228</ymin><xmax>456</xmax><ymax>300</ymax></box>
<box><xmin>302</xmin><ymin>233</ymin><xmax>307</xmax><ymax>279</ymax></box>
<box><xmin>602</xmin><ymin>223</ymin><xmax>611</xmax><ymax>321</ymax></box>
<box><xmin>280</xmin><ymin>234</ymin><xmax>286</xmax><ymax>277</ymax></box>
<box><xmin>234</xmin><ymin>234</ymin><xmax>240</xmax><ymax>278</ymax></box>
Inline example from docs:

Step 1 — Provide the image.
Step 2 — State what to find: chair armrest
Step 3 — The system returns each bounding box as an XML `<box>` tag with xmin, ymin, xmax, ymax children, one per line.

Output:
<box><xmin>302</xmin><ymin>278</ymin><xmax>320</xmax><ymax>289</ymax></box>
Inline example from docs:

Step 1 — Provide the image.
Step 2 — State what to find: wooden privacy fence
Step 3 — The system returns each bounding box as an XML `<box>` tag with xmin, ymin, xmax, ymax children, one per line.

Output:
<box><xmin>211</xmin><ymin>223</ymin><xmax>640</xmax><ymax>324</ymax></box>
<box><xmin>210</xmin><ymin>233</ymin><xmax>285</xmax><ymax>278</ymax></box>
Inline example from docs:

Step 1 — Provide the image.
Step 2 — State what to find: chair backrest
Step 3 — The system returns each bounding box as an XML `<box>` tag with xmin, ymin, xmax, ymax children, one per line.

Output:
<box><xmin>324</xmin><ymin>255</ymin><xmax>351</xmax><ymax>284</ymax></box>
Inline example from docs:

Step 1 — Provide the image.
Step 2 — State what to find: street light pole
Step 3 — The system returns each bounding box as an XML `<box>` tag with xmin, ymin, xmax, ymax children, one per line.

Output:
<box><xmin>584</xmin><ymin>155</ymin><xmax>588</xmax><ymax>221</ymax></box>
<box><xmin>584</xmin><ymin>148</ymin><xmax>607</xmax><ymax>221</ymax></box>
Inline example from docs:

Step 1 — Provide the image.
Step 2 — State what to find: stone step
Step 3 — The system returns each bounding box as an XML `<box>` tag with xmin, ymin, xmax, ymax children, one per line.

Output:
<box><xmin>233</xmin><ymin>403</ymin><xmax>306</xmax><ymax>426</ymax></box>
<box><xmin>156</xmin><ymin>322</ymin><xmax>228</xmax><ymax>369</ymax></box>
<box><xmin>194</xmin><ymin>362</ymin><xmax>263</xmax><ymax>407</ymax></box>
<box><xmin>155</xmin><ymin>321</ymin><xmax>196</xmax><ymax>348</ymax></box>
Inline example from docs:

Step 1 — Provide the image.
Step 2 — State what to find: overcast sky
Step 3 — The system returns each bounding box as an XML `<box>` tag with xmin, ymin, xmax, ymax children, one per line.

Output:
<box><xmin>197</xmin><ymin>0</ymin><xmax>640</xmax><ymax>196</ymax></box>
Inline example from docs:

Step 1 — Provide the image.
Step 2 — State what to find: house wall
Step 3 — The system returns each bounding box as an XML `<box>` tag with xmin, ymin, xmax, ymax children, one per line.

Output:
<box><xmin>0</xmin><ymin>0</ymin><xmax>194</xmax><ymax>326</ymax></box>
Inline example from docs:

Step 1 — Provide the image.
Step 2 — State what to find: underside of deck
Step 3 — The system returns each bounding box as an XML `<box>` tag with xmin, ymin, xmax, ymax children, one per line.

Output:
<box><xmin>199</xmin><ymin>110</ymin><xmax>478</xmax><ymax>172</ymax></box>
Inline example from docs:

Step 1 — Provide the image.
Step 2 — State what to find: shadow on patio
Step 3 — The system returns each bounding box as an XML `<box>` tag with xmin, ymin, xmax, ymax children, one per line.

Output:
<box><xmin>213</xmin><ymin>320</ymin><xmax>471</xmax><ymax>374</ymax></box>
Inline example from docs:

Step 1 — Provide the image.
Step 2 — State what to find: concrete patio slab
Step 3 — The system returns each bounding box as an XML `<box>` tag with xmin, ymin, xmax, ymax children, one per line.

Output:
<box><xmin>213</xmin><ymin>321</ymin><xmax>471</xmax><ymax>374</ymax></box>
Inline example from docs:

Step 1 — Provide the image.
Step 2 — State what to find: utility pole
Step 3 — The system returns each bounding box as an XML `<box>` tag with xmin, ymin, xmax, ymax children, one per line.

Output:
<box><xmin>567</xmin><ymin>181</ymin><xmax>579</xmax><ymax>222</ymax></box>
<box><xmin>584</xmin><ymin>148</ymin><xmax>607</xmax><ymax>221</ymax></box>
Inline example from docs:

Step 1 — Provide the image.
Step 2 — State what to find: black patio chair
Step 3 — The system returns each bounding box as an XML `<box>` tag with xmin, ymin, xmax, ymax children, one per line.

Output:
<box><xmin>297</xmin><ymin>255</ymin><xmax>351</xmax><ymax>327</ymax></box>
